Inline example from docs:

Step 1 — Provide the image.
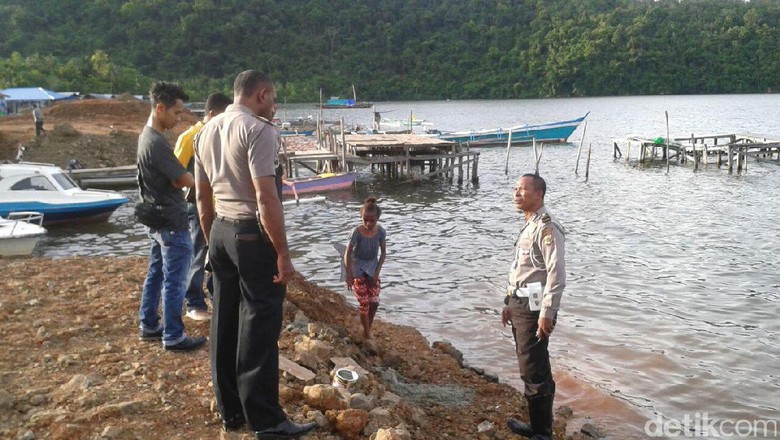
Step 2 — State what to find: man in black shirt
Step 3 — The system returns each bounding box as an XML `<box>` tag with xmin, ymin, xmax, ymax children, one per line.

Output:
<box><xmin>137</xmin><ymin>81</ymin><xmax>206</xmax><ymax>352</ymax></box>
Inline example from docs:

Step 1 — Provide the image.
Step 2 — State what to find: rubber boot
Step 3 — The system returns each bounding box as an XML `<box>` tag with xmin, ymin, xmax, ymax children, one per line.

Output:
<box><xmin>507</xmin><ymin>393</ymin><xmax>554</xmax><ymax>439</ymax></box>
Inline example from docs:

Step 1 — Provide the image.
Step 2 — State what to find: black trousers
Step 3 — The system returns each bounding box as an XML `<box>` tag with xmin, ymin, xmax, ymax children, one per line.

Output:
<box><xmin>209</xmin><ymin>217</ymin><xmax>286</xmax><ymax>430</ymax></box>
<box><xmin>507</xmin><ymin>295</ymin><xmax>556</xmax><ymax>399</ymax></box>
<box><xmin>35</xmin><ymin>121</ymin><xmax>44</xmax><ymax>136</ymax></box>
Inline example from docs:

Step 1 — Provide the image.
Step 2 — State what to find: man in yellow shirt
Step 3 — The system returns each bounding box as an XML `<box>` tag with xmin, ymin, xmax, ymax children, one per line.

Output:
<box><xmin>174</xmin><ymin>92</ymin><xmax>232</xmax><ymax>321</ymax></box>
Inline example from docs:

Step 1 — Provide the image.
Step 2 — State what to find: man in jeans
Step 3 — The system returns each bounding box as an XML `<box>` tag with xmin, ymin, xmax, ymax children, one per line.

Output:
<box><xmin>137</xmin><ymin>81</ymin><xmax>206</xmax><ymax>352</ymax></box>
<box><xmin>174</xmin><ymin>92</ymin><xmax>233</xmax><ymax>321</ymax></box>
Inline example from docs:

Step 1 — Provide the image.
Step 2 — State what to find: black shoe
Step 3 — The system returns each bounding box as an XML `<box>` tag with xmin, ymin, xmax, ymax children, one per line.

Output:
<box><xmin>255</xmin><ymin>420</ymin><xmax>317</xmax><ymax>439</ymax></box>
<box><xmin>508</xmin><ymin>418</ymin><xmax>534</xmax><ymax>437</ymax></box>
<box><xmin>222</xmin><ymin>413</ymin><xmax>246</xmax><ymax>432</ymax></box>
<box><xmin>139</xmin><ymin>328</ymin><xmax>163</xmax><ymax>341</ymax></box>
<box><xmin>164</xmin><ymin>335</ymin><xmax>207</xmax><ymax>352</ymax></box>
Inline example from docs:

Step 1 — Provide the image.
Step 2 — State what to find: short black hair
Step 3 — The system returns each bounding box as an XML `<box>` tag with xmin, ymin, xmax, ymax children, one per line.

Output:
<box><xmin>521</xmin><ymin>173</ymin><xmax>547</xmax><ymax>197</ymax></box>
<box><xmin>233</xmin><ymin>70</ymin><xmax>273</xmax><ymax>98</ymax></box>
<box><xmin>149</xmin><ymin>81</ymin><xmax>188</xmax><ymax>108</ymax></box>
<box><xmin>205</xmin><ymin>92</ymin><xmax>232</xmax><ymax>114</ymax></box>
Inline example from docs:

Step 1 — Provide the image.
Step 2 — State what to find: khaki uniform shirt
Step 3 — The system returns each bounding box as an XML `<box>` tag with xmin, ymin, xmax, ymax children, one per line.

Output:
<box><xmin>508</xmin><ymin>206</ymin><xmax>566</xmax><ymax>319</ymax></box>
<box><xmin>193</xmin><ymin>104</ymin><xmax>280</xmax><ymax>220</ymax></box>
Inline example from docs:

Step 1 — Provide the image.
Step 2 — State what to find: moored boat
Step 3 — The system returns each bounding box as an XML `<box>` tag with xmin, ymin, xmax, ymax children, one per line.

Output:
<box><xmin>439</xmin><ymin>112</ymin><xmax>590</xmax><ymax>146</ymax></box>
<box><xmin>0</xmin><ymin>163</ymin><xmax>129</xmax><ymax>225</ymax></box>
<box><xmin>0</xmin><ymin>211</ymin><xmax>47</xmax><ymax>257</ymax></box>
<box><xmin>282</xmin><ymin>172</ymin><xmax>356</xmax><ymax>196</ymax></box>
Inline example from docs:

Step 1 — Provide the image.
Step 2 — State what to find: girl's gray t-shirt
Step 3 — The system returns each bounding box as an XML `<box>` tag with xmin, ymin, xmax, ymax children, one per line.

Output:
<box><xmin>349</xmin><ymin>225</ymin><xmax>386</xmax><ymax>278</ymax></box>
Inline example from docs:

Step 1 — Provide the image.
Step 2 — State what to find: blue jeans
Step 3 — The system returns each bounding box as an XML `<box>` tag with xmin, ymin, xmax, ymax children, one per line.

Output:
<box><xmin>185</xmin><ymin>203</ymin><xmax>209</xmax><ymax>311</ymax></box>
<box><xmin>139</xmin><ymin>227</ymin><xmax>193</xmax><ymax>346</ymax></box>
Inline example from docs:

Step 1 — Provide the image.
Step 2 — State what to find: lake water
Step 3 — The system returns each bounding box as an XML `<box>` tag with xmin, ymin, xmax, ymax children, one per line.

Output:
<box><xmin>37</xmin><ymin>95</ymin><xmax>780</xmax><ymax>439</ymax></box>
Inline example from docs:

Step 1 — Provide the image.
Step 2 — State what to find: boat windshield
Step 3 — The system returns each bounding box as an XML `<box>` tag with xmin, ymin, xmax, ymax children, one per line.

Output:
<box><xmin>51</xmin><ymin>173</ymin><xmax>79</xmax><ymax>190</ymax></box>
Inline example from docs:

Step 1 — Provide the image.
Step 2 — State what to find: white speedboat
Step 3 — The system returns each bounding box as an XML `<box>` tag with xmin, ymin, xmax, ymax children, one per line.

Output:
<box><xmin>0</xmin><ymin>211</ymin><xmax>47</xmax><ymax>257</ymax></box>
<box><xmin>0</xmin><ymin>163</ymin><xmax>129</xmax><ymax>225</ymax></box>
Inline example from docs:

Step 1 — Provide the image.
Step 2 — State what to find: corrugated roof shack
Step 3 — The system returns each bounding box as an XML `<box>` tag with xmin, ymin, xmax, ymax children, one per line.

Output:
<box><xmin>340</xmin><ymin>133</ymin><xmax>480</xmax><ymax>182</ymax></box>
<box><xmin>0</xmin><ymin>87</ymin><xmax>73</xmax><ymax>114</ymax></box>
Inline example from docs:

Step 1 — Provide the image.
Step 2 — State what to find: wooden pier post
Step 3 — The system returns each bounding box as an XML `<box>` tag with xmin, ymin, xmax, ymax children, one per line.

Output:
<box><xmin>665</xmin><ymin>111</ymin><xmax>670</xmax><ymax>174</ymax></box>
<box><xmin>702</xmin><ymin>144</ymin><xmax>708</xmax><ymax>168</ymax></box>
<box><xmin>693</xmin><ymin>146</ymin><xmax>699</xmax><ymax>172</ymax></box>
<box><xmin>625</xmin><ymin>141</ymin><xmax>631</xmax><ymax>163</ymax></box>
<box><xmin>717</xmin><ymin>149</ymin><xmax>723</xmax><ymax>168</ymax></box>
<box><xmin>574</xmin><ymin>123</ymin><xmax>586</xmax><ymax>173</ymax></box>
<box><xmin>728</xmin><ymin>145</ymin><xmax>734</xmax><ymax>174</ymax></box>
<box><xmin>736</xmin><ymin>146</ymin><xmax>743</xmax><ymax>173</ymax></box>
<box><xmin>743</xmin><ymin>147</ymin><xmax>748</xmax><ymax>173</ymax></box>
<box><xmin>585</xmin><ymin>143</ymin><xmax>592</xmax><ymax>180</ymax></box>
<box><xmin>458</xmin><ymin>155</ymin><xmax>464</xmax><ymax>183</ymax></box>
<box><xmin>504</xmin><ymin>131</ymin><xmax>513</xmax><ymax>175</ymax></box>
<box><xmin>340</xmin><ymin>118</ymin><xmax>347</xmax><ymax>171</ymax></box>
<box><xmin>471</xmin><ymin>154</ymin><xmax>479</xmax><ymax>183</ymax></box>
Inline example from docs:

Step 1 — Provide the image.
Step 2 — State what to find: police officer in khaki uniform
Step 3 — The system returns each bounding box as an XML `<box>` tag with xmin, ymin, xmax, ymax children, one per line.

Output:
<box><xmin>194</xmin><ymin>70</ymin><xmax>316</xmax><ymax>439</ymax></box>
<box><xmin>501</xmin><ymin>173</ymin><xmax>565</xmax><ymax>440</ymax></box>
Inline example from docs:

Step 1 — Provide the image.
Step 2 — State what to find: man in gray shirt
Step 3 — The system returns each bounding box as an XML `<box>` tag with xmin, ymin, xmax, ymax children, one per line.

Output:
<box><xmin>137</xmin><ymin>81</ymin><xmax>206</xmax><ymax>352</ymax></box>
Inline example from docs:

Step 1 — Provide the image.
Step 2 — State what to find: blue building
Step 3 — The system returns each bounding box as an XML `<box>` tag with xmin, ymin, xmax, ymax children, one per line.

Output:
<box><xmin>0</xmin><ymin>87</ymin><xmax>72</xmax><ymax>114</ymax></box>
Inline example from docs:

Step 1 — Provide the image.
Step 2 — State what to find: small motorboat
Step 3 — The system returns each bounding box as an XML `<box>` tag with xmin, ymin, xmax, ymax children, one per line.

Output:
<box><xmin>282</xmin><ymin>172</ymin><xmax>357</xmax><ymax>196</ymax></box>
<box><xmin>0</xmin><ymin>211</ymin><xmax>47</xmax><ymax>257</ymax></box>
<box><xmin>0</xmin><ymin>163</ymin><xmax>129</xmax><ymax>225</ymax></box>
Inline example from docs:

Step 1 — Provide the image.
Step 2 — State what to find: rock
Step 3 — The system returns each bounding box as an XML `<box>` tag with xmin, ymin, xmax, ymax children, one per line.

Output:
<box><xmin>379</xmin><ymin>391</ymin><xmax>402</xmax><ymax>407</ymax></box>
<box><xmin>368</xmin><ymin>407</ymin><xmax>394</xmax><ymax>426</ymax></box>
<box><xmin>379</xmin><ymin>350</ymin><xmax>403</xmax><ymax>369</ymax></box>
<box><xmin>278</xmin><ymin>384</ymin><xmax>300</xmax><ymax>404</ymax></box>
<box><xmin>306</xmin><ymin>410</ymin><xmax>330</xmax><ymax>428</ymax></box>
<box><xmin>374</xmin><ymin>426</ymin><xmax>413</xmax><ymax>440</ymax></box>
<box><xmin>362</xmin><ymin>338</ymin><xmax>380</xmax><ymax>355</ymax></box>
<box><xmin>327</xmin><ymin>408</ymin><xmax>369</xmax><ymax>440</ymax></box>
<box><xmin>555</xmin><ymin>405</ymin><xmax>574</xmax><ymax>420</ymax></box>
<box><xmin>432</xmin><ymin>341</ymin><xmax>464</xmax><ymax>367</ymax></box>
<box><xmin>348</xmin><ymin>393</ymin><xmax>375</xmax><ymax>412</ymax></box>
<box><xmin>293</xmin><ymin>311</ymin><xmax>309</xmax><ymax>330</ymax></box>
<box><xmin>0</xmin><ymin>391</ymin><xmax>16</xmax><ymax>409</ymax></box>
<box><xmin>295</xmin><ymin>336</ymin><xmax>333</xmax><ymax>359</ymax></box>
<box><xmin>16</xmin><ymin>430</ymin><xmax>35</xmax><ymax>440</ymax></box>
<box><xmin>581</xmin><ymin>422</ymin><xmax>604</xmax><ymax>438</ymax></box>
<box><xmin>293</xmin><ymin>350</ymin><xmax>319</xmax><ymax>370</ymax></box>
<box><xmin>29</xmin><ymin>409</ymin><xmax>69</xmax><ymax>425</ymax></box>
<box><xmin>477</xmin><ymin>420</ymin><xmax>495</xmax><ymax>434</ymax></box>
<box><xmin>53</xmin><ymin>374</ymin><xmax>104</xmax><ymax>403</ymax></box>
<box><xmin>303</xmin><ymin>384</ymin><xmax>348</xmax><ymax>411</ymax></box>
<box><xmin>100</xmin><ymin>426</ymin><xmax>123</xmax><ymax>438</ymax></box>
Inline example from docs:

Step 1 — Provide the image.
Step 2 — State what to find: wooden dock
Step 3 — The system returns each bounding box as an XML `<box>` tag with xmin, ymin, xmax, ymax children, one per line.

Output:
<box><xmin>613</xmin><ymin>133</ymin><xmax>780</xmax><ymax>173</ymax></box>
<box><xmin>281</xmin><ymin>125</ymin><xmax>480</xmax><ymax>183</ymax></box>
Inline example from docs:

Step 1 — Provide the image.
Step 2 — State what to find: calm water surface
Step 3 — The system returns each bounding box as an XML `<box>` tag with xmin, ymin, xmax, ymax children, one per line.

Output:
<box><xmin>38</xmin><ymin>95</ymin><xmax>780</xmax><ymax>439</ymax></box>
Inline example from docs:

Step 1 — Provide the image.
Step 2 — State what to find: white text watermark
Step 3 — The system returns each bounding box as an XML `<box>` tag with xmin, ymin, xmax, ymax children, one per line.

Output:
<box><xmin>645</xmin><ymin>413</ymin><xmax>778</xmax><ymax>438</ymax></box>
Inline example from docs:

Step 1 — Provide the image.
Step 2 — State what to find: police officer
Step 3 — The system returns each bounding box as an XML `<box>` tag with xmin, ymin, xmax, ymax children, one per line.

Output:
<box><xmin>194</xmin><ymin>70</ymin><xmax>316</xmax><ymax>439</ymax></box>
<box><xmin>501</xmin><ymin>173</ymin><xmax>565</xmax><ymax>440</ymax></box>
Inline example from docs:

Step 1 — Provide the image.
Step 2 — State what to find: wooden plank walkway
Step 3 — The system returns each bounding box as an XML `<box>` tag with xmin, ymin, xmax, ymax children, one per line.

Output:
<box><xmin>613</xmin><ymin>133</ymin><xmax>780</xmax><ymax>174</ymax></box>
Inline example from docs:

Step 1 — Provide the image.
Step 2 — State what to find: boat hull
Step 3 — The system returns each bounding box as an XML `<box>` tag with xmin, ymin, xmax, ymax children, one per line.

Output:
<box><xmin>282</xmin><ymin>173</ymin><xmax>356</xmax><ymax>196</ymax></box>
<box><xmin>0</xmin><ymin>235</ymin><xmax>43</xmax><ymax>256</ymax></box>
<box><xmin>440</xmin><ymin>112</ymin><xmax>589</xmax><ymax>146</ymax></box>
<box><xmin>0</xmin><ymin>199</ymin><xmax>128</xmax><ymax>225</ymax></box>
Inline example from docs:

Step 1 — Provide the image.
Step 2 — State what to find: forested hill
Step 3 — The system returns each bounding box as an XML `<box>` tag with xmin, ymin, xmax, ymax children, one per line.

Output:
<box><xmin>1</xmin><ymin>0</ymin><xmax>779</xmax><ymax>101</ymax></box>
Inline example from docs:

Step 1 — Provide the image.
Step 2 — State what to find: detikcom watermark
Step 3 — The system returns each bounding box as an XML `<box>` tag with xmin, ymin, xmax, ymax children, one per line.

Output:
<box><xmin>645</xmin><ymin>413</ymin><xmax>779</xmax><ymax>438</ymax></box>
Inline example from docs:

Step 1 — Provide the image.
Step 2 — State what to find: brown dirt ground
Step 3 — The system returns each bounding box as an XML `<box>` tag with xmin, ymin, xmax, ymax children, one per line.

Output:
<box><xmin>0</xmin><ymin>100</ymin><xmax>319</xmax><ymax>169</ymax></box>
<box><xmin>0</xmin><ymin>257</ymin><xmax>577</xmax><ymax>440</ymax></box>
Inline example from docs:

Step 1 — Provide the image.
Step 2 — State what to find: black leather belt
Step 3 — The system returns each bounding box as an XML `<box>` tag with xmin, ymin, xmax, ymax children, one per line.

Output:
<box><xmin>215</xmin><ymin>215</ymin><xmax>258</xmax><ymax>227</ymax></box>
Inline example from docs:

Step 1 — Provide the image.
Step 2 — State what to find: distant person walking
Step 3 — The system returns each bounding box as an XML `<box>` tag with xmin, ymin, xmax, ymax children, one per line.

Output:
<box><xmin>137</xmin><ymin>81</ymin><xmax>206</xmax><ymax>352</ymax></box>
<box><xmin>344</xmin><ymin>197</ymin><xmax>387</xmax><ymax>341</ymax></box>
<box><xmin>32</xmin><ymin>104</ymin><xmax>44</xmax><ymax>136</ymax></box>
<box><xmin>194</xmin><ymin>70</ymin><xmax>316</xmax><ymax>438</ymax></box>
<box><xmin>174</xmin><ymin>92</ymin><xmax>233</xmax><ymax>322</ymax></box>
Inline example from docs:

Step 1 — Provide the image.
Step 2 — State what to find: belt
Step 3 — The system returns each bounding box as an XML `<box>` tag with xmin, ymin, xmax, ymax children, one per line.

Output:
<box><xmin>215</xmin><ymin>215</ymin><xmax>258</xmax><ymax>227</ymax></box>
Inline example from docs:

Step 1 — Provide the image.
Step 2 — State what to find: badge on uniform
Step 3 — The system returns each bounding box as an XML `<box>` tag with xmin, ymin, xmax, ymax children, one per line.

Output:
<box><xmin>542</xmin><ymin>229</ymin><xmax>553</xmax><ymax>246</ymax></box>
<box><xmin>526</xmin><ymin>282</ymin><xmax>543</xmax><ymax>311</ymax></box>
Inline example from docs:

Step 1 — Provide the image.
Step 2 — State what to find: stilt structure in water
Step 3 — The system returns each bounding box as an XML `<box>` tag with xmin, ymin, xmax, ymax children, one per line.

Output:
<box><xmin>612</xmin><ymin>133</ymin><xmax>780</xmax><ymax>174</ymax></box>
<box><xmin>282</xmin><ymin>124</ymin><xmax>480</xmax><ymax>183</ymax></box>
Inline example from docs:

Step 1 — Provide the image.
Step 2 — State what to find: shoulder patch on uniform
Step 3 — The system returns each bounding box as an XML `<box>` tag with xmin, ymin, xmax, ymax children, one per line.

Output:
<box><xmin>543</xmin><ymin>234</ymin><xmax>553</xmax><ymax>246</ymax></box>
<box><xmin>541</xmin><ymin>213</ymin><xmax>551</xmax><ymax>223</ymax></box>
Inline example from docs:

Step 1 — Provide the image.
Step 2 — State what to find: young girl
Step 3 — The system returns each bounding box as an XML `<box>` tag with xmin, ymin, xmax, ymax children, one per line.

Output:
<box><xmin>345</xmin><ymin>197</ymin><xmax>387</xmax><ymax>340</ymax></box>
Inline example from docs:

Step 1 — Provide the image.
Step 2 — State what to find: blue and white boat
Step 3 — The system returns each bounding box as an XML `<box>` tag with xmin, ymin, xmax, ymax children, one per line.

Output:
<box><xmin>0</xmin><ymin>163</ymin><xmax>129</xmax><ymax>225</ymax></box>
<box><xmin>439</xmin><ymin>112</ymin><xmax>589</xmax><ymax>146</ymax></box>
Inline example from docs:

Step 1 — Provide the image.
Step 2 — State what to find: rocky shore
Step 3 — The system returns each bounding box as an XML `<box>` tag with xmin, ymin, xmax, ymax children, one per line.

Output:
<box><xmin>0</xmin><ymin>256</ymin><xmax>605</xmax><ymax>440</ymax></box>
